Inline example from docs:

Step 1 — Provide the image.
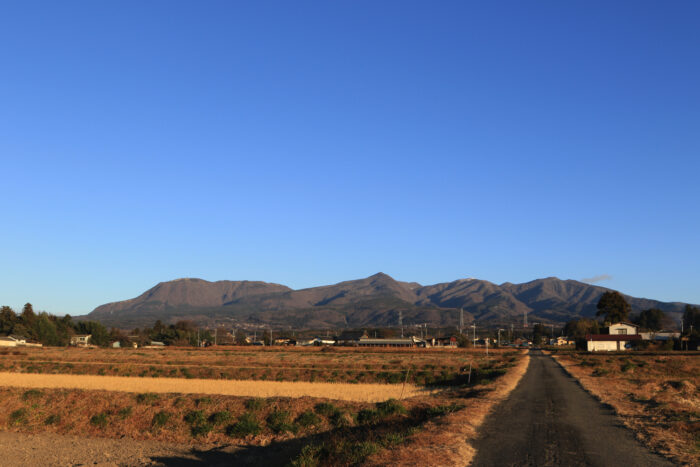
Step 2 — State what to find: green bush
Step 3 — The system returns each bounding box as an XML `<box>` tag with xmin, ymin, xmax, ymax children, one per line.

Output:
<box><xmin>313</xmin><ymin>402</ymin><xmax>338</xmax><ymax>417</ymax></box>
<box><xmin>184</xmin><ymin>410</ymin><xmax>206</xmax><ymax>426</ymax></box>
<box><xmin>151</xmin><ymin>411</ymin><xmax>171</xmax><ymax>428</ymax></box>
<box><xmin>357</xmin><ymin>409</ymin><xmax>381</xmax><ymax>425</ymax></box>
<box><xmin>381</xmin><ymin>432</ymin><xmax>406</xmax><ymax>446</ymax></box>
<box><xmin>190</xmin><ymin>422</ymin><xmax>214</xmax><ymax>437</ymax></box>
<box><xmin>295</xmin><ymin>410</ymin><xmax>321</xmax><ymax>428</ymax></box>
<box><xmin>44</xmin><ymin>414</ymin><xmax>60</xmax><ymax>425</ymax></box>
<box><xmin>209</xmin><ymin>411</ymin><xmax>232</xmax><ymax>426</ymax></box>
<box><xmin>226</xmin><ymin>412</ymin><xmax>262</xmax><ymax>437</ymax></box>
<box><xmin>426</xmin><ymin>403</ymin><xmax>465</xmax><ymax>417</ymax></box>
<box><xmin>117</xmin><ymin>407</ymin><xmax>133</xmax><ymax>419</ymax></box>
<box><xmin>266</xmin><ymin>409</ymin><xmax>297</xmax><ymax>434</ymax></box>
<box><xmin>376</xmin><ymin>399</ymin><xmax>406</xmax><ymax>416</ymax></box>
<box><xmin>22</xmin><ymin>389</ymin><xmax>43</xmax><ymax>401</ymax></box>
<box><xmin>329</xmin><ymin>410</ymin><xmax>352</xmax><ymax>428</ymax></box>
<box><xmin>245</xmin><ymin>398</ymin><xmax>265</xmax><ymax>411</ymax></box>
<box><xmin>9</xmin><ymin>409</ymin><xmax>27</xmax><ymax>426</ymax></box>
<box><xmin>290</xmin><ymin>443</ymin><xmax>322</xmax><ymax>467</ymax></box>
<box><xmin>135</xmin><ymin>393</ymin><xmax>159</xmax><ymax>404</ymax></box>
<box><xmin>90</xmin><ymin>413</ymin><xmax>109</xmax><ymax>428</ymax></box>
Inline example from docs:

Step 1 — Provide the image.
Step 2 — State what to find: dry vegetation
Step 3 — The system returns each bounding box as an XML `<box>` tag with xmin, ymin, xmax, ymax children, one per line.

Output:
<box><xmin>0</xmin><ymin>372</ymin><xmax>427</xmax><ymax>402</ymax></box>
<box><xmin>0</xmin><ymin>346</ymin><xmax>528</xmax><ymax>466</ymax></box>
<box><xmin>0</xmin><ymin>346</ymin><xmax>487</xmax><ymax>385</ymax></box>
<box><xmin>552</xmin><ymin>351</ymin><xmax>700</xmax><ymax>466</ymax></box>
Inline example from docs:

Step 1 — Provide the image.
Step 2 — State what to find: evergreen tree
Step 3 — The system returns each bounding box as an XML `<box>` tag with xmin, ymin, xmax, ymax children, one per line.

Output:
<box><xmin>596</xmin><ymin>291</ymin><xmax>631</xmax><ymax>324</ymax></box>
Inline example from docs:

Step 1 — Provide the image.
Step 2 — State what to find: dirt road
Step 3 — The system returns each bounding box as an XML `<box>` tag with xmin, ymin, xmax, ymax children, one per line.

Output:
<box><xmin>0</xmin><ymin>431</ymin><xmax>243</xmax><ymax>466</ymax></box>
<box><xmin>471</xmin><ymin>350</ymin><xmax>674</xmax><ymax>467</ymax></box>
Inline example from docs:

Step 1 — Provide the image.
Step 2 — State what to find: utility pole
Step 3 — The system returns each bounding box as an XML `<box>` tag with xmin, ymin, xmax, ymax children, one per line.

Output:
<box><xmin>470</xmin><ymin>323</ymin><xmax>477</xmax><ymax>347</ymax></box>
<box><xmin>498</xmin><ymin>329</ymin><xmax>504</xmax><ymax>347</ymax></box>
<box><xmin>459</xmin><ymin>308</ymin><xmax>464</xmax><ymax>335</ymax></box>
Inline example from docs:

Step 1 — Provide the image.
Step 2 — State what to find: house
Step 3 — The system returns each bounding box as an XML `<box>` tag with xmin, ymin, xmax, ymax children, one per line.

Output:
<box><xmin>609</xmin><ymin>322</ymin><xmax>639</xmax><ymax>335</ymax></box>
<box><xmin>0</xmin><ymin>336</ymin><xmax>20</xmax><ymax>347</ymax></box>
<box><xmin>586</xmin><ymin>322</ymin><xmax>641</xmax><ymax>351</ymax></box>
<box><xmin>70</xmin><ymin>334</ymin><xmax>91</xmax><ymax>347</ymax></box>
<box><xmin>550</xmin><ymin>336</ymin><xmax>575</xmax><ymax>346</ymax></box>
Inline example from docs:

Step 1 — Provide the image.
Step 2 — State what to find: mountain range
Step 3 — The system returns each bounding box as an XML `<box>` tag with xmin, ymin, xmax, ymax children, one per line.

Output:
<box><xmin>83</xmin><ymin>273</ymin><xmax>693</xmax><ymax>330</ymax></box>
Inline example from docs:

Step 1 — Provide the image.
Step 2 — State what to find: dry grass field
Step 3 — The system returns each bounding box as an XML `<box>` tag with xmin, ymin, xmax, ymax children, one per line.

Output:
<box><xmin>552</xmin><ymin>351</ymin><xmax>700</xmax><ymax>466</ymax></box>
<box><xmin>0</xmin><ymin>372</ymin><xmax>428</xmax><ymax>402</ymax></box>
<box><xmin>0</xmin><ymin>346</ymin><xmax>492</xmax><ymax>385</ymax></box>
<box><xmin>0</xmin><ymin>346</ymin><xmax>527</xmax><ymax>466</ymax></box>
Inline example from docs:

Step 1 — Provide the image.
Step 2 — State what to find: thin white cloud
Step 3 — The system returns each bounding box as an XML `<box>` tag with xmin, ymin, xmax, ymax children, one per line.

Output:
<box><xmin>581</xmin><ymin>274</ymin><xmax>612</xmax><ymax>284</ymax></box>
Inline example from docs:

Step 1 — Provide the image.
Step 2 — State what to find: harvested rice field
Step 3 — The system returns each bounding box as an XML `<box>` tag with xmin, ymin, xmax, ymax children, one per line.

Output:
<box><xmin>0</xmin><ymin>372</ymin><xmax>429</xmax><ymax>401</ymax></box>
<box><xmin>0</xmin><ymin>346</ymin><xmax>493</xmax><ymax>385</ymax></box>
<box><xmin>0</xmin><ymin>346</ymin><xmax>528</xmax><ymax>466</ymax></box>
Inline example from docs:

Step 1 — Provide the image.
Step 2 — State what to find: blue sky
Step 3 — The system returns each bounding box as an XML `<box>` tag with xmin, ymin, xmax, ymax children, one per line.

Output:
<box><xmin>1</xmin><ymin>1</ymin><xmax>698</xmax><ymax>315</ymax></box>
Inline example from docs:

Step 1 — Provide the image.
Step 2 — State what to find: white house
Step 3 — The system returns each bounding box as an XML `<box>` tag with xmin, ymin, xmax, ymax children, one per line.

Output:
<box><xmin>70</xmin><ymin>334</ymin><xmax>91</xmax><ymax>347</ymax></box>
<box><xmin>608</xmin><ymin>322</ymin><xmax>639</xmax><ymax>335</ymax></box>
<box><xmin>586</xmin><ymin>322</ymin><xmax>641</xmax><ymax>352</ymax></box>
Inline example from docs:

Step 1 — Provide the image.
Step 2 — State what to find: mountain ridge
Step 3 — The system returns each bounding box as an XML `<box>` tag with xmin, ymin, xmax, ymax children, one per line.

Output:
<box><xmin>84</xmin><ymin>273</ymin><xmax>694</xmax><ymax>329</ymax></box>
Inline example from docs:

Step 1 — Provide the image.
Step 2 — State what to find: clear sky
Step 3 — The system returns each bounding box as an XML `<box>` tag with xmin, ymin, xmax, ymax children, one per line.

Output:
<box><xmin>1</xmin><ymin>1</ymin><xmax>698</xmax><ymax>316</ymax></box>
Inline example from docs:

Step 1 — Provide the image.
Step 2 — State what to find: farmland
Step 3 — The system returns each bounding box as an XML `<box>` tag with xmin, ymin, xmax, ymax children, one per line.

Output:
<box><xmin>552</xmin><ymin>351</ymin><xmax>700</xmax><ymax>465</ymax></box>
<box><xmin>0</xmin><ymin>346</ymin><xmax>495</xmax><ymax>386</ymax></box>
<box><xmin>0</xmin><ymin>346</ymin><xmax>528</xmax><ymax>466</ymax></box>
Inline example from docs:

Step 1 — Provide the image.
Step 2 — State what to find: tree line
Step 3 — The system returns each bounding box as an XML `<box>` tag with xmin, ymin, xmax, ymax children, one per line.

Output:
<box><xmin>0</xmin><ymin>304</ymin><xmax>222</xmax><ymax>347</ymax></box>
<box><xmin>564</xmin><ymin>291</ymin><xmax>700</xmax><ymax>341</ymax></box>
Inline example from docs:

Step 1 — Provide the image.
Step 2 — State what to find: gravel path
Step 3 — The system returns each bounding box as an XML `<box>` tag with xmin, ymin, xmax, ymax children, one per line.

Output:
<box><xmin>471</xmin><ymin>350</ymin><xmax>674</xmax><ymax>466</ymax></box>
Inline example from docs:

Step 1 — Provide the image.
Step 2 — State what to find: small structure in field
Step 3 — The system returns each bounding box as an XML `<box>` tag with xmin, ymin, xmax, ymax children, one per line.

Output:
<box><xmin>144</xmin><ymin>341</ymin><xmax>166</xmax><ymax>349</ymax></box>
<box><xmin>586</xmin><ymin>322</ymin><xmax>641</xmax><ymax>351</ymax></box>
<box><xmin>639</xmin><ymin>330</ymin><xmax>680</xmax><ymax>341</ymax></box>
<box><xmin>70</xmin><ymin>334</ymin><xmax>92</xmax><ymax>347</ymax></box>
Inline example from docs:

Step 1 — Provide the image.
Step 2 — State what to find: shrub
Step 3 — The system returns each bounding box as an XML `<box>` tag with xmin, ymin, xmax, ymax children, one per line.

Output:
<box><xmin>9</xmin><ymin>409</ymin><xmax>27</xmax><ymax>426</ymax></box>
<box><xmin>376</xmin><ymin>398</ymin><xmax>406</xmax><ymax>416</ymax></box>
<box><xmin>190</xmin><ymin>422</ymin><xmax>214</xmax><ymax>437</ymax></box>
<box><xmin>592</xmin><ymin>368</ymin><xmax>610</xmax><ymax>377</ymax></box>
<box><xmin>382</xmin><ymin>432</ymin><xmax>406</xmax><ymax>446</ymax></box>
<box><xmin>136</xmin><ymin>393</ymin><xmax>159</xmax><ymax>404</ymax></box>
<box><xmin>44</xmin><ymin>414</ymin><xmax>60</xmax><ymax>425</ymax></box>
<box><xmin>117</xmin><ymin>407</ymin><xmax>133</xmax><ymax>419</ymax></box>
<box><xmin>295</xmin><ymin>410</ymin><xmax>321</xmax><ymax>428</ymax></box>
<box><xmin>621</xmin><ymin>361</ymin><xmax>636</xmax><ymax>372</ymax></box>
<box><xmin>357</xmin><ymin>409</ymin><xmax>381</xmax><ymax>425</ymax></box>
<box><xmin>290</xmin><ymin>443</ymin><xmax>322</xmax><ymax>467</ymax></box>
<box><xmin>227</xmin><ymin>412</ymin><xmax>262</xmax><ymax>437</ymax></box>
<box><xmin>209</xmin><ymin>411</ymin><xmax>232</xmax><ymax>426</ymax></box>
<box><xmin>426</xmin><ymin>403</ymin><xmax>465</xmax><ymax>417</ymax></box>
<box><xmin>195</xmin><ymin>396</ymin><xmax>212</xmax><ymax>406</ymax></box>
<box><xmin>152</xmin><ymin>411</ymin><xmax>171</xmax><ymax>429</ymax></box>
<box><xmin>245</xmin><ymin>398</ymin><xmax>265</xmax><ymax>411</ymax></box>
<box><xmin>184</xmin><ymin>410</ymin><xmax>207</xmax><ymax>426</ymax></box>
<box><xmin>22</xmin><ymin>389</ymin><xmax>42</xmax><ymax>401</ymax></box>
<box><xmin>330</xmin><ymin>410</ymin><xmax>352</xmax><ymax>428</ymax></box>
<box><xmin>90</xmin><ymin>413</ymin><xmax>109</xmax><ymax>428</ymax></box>
<box><xmin>266</xmin><ymin>409</ymin><xmax>298</xmax><ymax>434</ymax></box>
<box><xmin>313</xmin><ymin>402</ymin><xmax>337</xmax><ymax>417</ymax></box>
